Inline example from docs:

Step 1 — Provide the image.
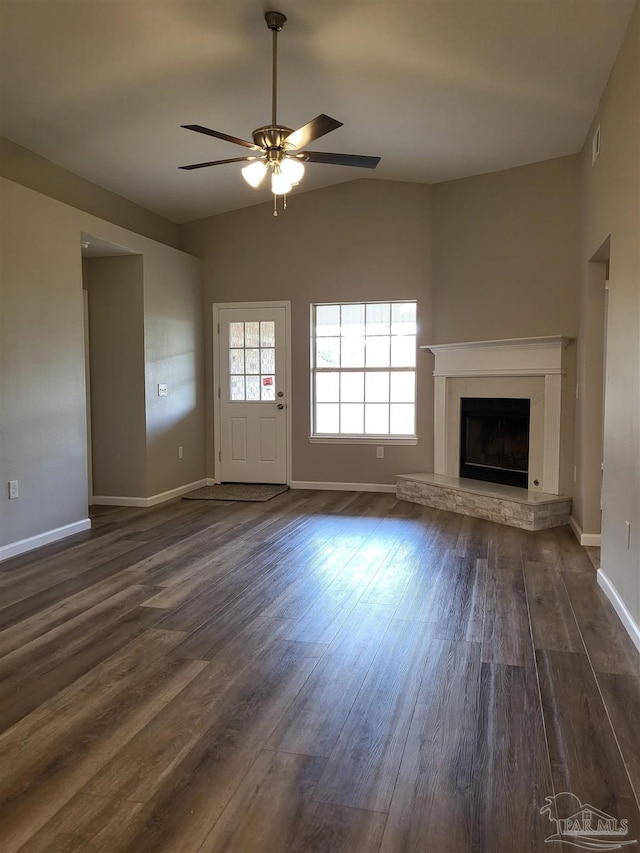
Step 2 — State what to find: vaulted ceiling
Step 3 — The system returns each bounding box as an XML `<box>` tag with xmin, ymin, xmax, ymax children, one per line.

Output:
<box><xmin>0</xmin><ymin>0</ymin><xmax>635</xmax><ymax>223</ymax></box>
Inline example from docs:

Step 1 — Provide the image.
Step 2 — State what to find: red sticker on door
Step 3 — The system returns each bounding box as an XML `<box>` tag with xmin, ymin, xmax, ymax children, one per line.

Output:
<box><xmin>263</xmin><ymin>377</ymin><xmax>273</xmax><ymax>385</ymax></box>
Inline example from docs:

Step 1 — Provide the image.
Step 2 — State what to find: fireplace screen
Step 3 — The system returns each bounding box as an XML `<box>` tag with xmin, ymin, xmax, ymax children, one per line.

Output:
<box><xmin>460</xmin><ymin>397</ymin><xmax>530</xmax><ymax>488</ymax></box>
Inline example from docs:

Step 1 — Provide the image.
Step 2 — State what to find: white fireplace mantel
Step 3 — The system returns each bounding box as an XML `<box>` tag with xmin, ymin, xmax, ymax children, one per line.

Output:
<box><xmin>420</xmin><ymin>336</ymin><xmax>575</xmax><ymax>495</ymax></box>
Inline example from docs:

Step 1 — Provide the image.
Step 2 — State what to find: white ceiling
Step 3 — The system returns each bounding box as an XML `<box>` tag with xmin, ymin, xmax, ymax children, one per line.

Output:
<box><xmin>0</xmin><ymin>1</ymin><xmax>635</xmax><ymax>224</ymax></box>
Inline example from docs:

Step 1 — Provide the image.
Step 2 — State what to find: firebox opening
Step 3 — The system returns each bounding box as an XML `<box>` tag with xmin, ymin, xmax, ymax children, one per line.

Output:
<box><xmin>460</xmin><ymin>397</ymin><xmax>530</xmax><ymax>489</ymax></box>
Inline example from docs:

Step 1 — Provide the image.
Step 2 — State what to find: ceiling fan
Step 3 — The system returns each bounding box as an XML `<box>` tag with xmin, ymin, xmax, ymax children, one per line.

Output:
<box><xmin>179</xmin><ymin>10</ymin><xmax>381</xmax><ymax>215</ymax></box>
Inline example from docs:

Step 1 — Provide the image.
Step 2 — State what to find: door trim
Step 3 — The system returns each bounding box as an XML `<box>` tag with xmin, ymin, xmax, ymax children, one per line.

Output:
<box><xmin>212</xmin><ymin>301</ymin><xmax>292</xmax><ymax>485</ymax></box>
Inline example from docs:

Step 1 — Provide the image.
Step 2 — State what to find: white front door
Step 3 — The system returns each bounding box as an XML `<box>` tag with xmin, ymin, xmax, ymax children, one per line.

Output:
<box><xmin>218</xmin><ymin>305</ymin><xmax>288</xmax><ymax>484</ymax></box>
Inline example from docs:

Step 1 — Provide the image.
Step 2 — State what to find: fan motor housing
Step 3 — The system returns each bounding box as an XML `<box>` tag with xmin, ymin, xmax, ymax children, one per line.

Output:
<box><xmin>252</xmin><ymin>125</ymin><xmax>294</xmax><ymax>151</ymax></box>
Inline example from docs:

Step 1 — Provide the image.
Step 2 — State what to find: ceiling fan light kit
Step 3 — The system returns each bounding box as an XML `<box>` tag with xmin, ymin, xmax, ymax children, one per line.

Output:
<box><xmin>179</xmin><ymin>10</ymin><xmax>380</xmax><ymax>216</ymax></box>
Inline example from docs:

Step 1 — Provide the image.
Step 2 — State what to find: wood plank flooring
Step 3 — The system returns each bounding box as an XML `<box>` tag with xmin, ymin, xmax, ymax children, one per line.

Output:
<box><xmin>1</xmin><ymin>489</ymin><xmax>639</xmax><ymax>852</ymax></box>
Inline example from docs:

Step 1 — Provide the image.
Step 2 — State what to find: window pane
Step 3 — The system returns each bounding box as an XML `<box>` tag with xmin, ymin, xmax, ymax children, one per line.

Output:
<box><xmin>316</xmin><ymin>305</ymin><xmax>340</xmax><ymax>336</ymax></box>
<box><xmin>316</xmin><ymin>337</ymin><xmax>340</xmax><ymax>368</ymax></box>
<box><xmin>365</xmin><ymin>371</ymin><xmax>389</xmax><ymax>403</ymax></box>
<box><xmin>316</xmin><ymin>403</ymin><xmax>339</xmax><ymax>433</ymax></box>
<box><xmin>365</xmin><ymin>403</ymin><xmax>389</xmax><ymax>434</ymax></box>
<box><xmin>391</xmin><ymin>302</ymin><xmax>417</xmax><ymax>335</ymax></box>
<box><xmin>229</xmin><ymin>322</ymin><xmax>244</xmax><ymax>348</ymax></box>
<box><xmin>391</xmin><ymin>336</ymin><xmax>416</xmax><ymax>367</ymax></box>
<box><xmin>261</xmin><ymin>348</ymin><xmax>275</xmax><ymax>374</ymax></box>
<box><xmin>245</xmin><ymin>348</ymin><xmax>260</xmax><ymax>374</ymax></box>
<box><xmin>341</xmin><ymin>303</ymin><xmax>365</xmax><ymax>336</ymax></box>
<box><xmin>341</xmin><ymin>337</ymin><xmax>365</xmax><ymax>368</ymax></box>
<box><xmin>390</xmin><ymin>403</ymin><xmax>415</xmax><ymax>434</ymax></box>
<box><xmin>390</xmin><ymin>371</ymin><xmax>415</xmax><ymax>402</ymax></box>
<box><xmin>340</xmin><ymin>403</ymin><xmax>364</xmax><ymax>434</ymax></box>
<box><xmin>230</xmin><ymin>375</ymin><xmax>245</xmax><ymax>400</ymax></box>
<box><xmin>245</xmin><ymin>322</ymin><xmax>260</xmax><ymax>347</ymax></box>
<box><xmin>316</xmin><ymin>372</ymin><xmax>339</xmax><ymax>402</ymax></box>
<box><xmin>245</xmin><ymin>375</ymin><xmax>260</xmax><ymax>400</ymax></box>
<box><xmin>366</xmin><ymin>303</ymin><xmax>390</xmax><ymax>335</ymax></box>
<box><xmin>261</xmin><ymin>376</ymin><xmax>275</xmax><ymax>400</ymax></box>
<box><xmin>260</xmin><ymin>321</ymin><xmax>275</xmax><ymax>347</ymax></box>
<box><xmin>341</xmin><ymin>372</ymin><xmax>364</xmax><ymax>402</ymax></box>
<box><xmin>366</xmin><ymin>336</ymin><xmax>390</xmax><ymax>367</ymax></box>
<box><xmin>229</xmin><ymin>349</ymin><xmax>245</xmax><ymax>374</ymax></box>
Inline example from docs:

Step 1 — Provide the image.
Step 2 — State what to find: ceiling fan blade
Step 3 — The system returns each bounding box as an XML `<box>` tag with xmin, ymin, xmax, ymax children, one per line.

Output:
<box><xmin>303</xmin><ymin>151</ymin><xmax>381</xmax><ymax>169</ymax></box>
<box><xmin>178</xmin><ymin>156</ymin><xmax>256</xmax><ymax>170</ymax></box>
<box><xmin>181</xmin><ymin>124</ymin><xmax>262</xmax><ymax>151</ymax></box>
<box><xmin>284</xmin><ymin>115</ymin><xmax>343</xmax><ymax>150</ymax></box>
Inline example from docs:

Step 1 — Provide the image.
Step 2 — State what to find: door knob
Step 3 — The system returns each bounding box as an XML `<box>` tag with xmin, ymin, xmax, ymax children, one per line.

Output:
<box><xmin>277</xmin><ymin>403</ymin><xmax>284</xmax><ymax>409</ymax></box>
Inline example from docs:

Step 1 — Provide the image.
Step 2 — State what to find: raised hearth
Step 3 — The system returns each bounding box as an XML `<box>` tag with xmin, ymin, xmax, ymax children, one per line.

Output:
<box><xmin>397</xmin><ymin>473</ymin><xmax>571</xmax><ymax>531</ymax></box>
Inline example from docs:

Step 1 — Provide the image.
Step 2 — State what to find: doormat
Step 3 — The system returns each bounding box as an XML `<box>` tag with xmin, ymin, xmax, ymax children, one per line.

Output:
<box><xmin>182</xmin><ymin>483</ymin><xmax>289</xmax><ymax>502</ymax></box>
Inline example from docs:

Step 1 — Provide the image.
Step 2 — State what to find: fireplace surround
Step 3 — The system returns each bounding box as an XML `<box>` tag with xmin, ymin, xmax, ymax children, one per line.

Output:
<box><xmin>396</xmin><ymin>337</ymin><xmax>574</xmax><ymax>530</ymax></box>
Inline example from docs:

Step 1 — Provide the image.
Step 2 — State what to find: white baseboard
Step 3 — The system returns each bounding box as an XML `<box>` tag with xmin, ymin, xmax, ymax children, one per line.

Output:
<box><xmin>290</xmin><ymin>481</ymin><xmax>396</xmax><ymax>493</ymax></box>
<box><xmin>569</xmin><ymin>516</ymin><xmax>601</xmax><ymax>547</ymax></box>
<box><xmin>0</xmin><ymin>518</ymin><xmax>92</xmax><ymax>562</ymax></box>
<box><xmin>597</xmin><ymin>568</ymin><xmax>640</xmax><ymax>654</ymax></box>
<box><xmin>92</xmin><ymin>478</ymin><xmax>211</xmax><ymax>508</ymax></box>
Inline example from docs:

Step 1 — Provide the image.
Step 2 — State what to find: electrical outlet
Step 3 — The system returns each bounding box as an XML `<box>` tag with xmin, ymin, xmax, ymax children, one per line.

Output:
<box><xmin>178</xmin><ymin>446</ymin><xmax>183</xmax><ymax>460</ymax></box>
<box><xmin>8</xmin><ymin>480</ymin><xmax>18</xmax><ymax>500</ymax></box>
<box><xmin>158</xmin><ymin>383</ymin><xmax>168</xmax><ymax>397</ymax></box>
<box><xmin>376</xmin><ymin>446</ymin><xmax>384</xmax><ymax>459</ymax></box>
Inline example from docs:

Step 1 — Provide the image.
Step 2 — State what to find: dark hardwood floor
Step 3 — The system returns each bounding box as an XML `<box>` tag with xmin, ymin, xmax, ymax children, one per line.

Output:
<box><xmin>1</xmin><ymin>489</ymin><xmax>639</xmax><ymax>852</ymax></box>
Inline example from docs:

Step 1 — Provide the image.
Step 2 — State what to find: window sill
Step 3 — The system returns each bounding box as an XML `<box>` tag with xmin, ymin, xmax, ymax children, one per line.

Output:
<box><xmin>309</xmin><ymin>435</ymin><xmax>418</xmax><ymax>446</ymax></box>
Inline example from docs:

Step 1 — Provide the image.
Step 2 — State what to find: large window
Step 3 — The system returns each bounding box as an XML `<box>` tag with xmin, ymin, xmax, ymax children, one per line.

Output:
<box><xmin>311</xmin><ymin>301</ymin><xmax>417</xmax><ymax>440</ymax></box>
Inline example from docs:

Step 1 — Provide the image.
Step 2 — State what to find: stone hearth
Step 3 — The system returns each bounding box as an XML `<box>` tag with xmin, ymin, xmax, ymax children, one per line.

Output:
<box><xmin>397</xmin><ymin>473</ymin><xmax>571</xmax><ymax>531</ymax></box>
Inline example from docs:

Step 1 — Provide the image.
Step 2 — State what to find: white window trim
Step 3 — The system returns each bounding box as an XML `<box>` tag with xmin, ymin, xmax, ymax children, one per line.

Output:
<box><xmin>310</xmin><ymin>300</ymin><xmax>417</xmax><ymax>442</ymax></box>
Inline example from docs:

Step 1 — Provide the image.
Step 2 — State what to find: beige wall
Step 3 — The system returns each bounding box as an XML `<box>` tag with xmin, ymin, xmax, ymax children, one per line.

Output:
<box><xmin>431</xmin><ymin>155</ymin><xmax>581</xmax><ymax>343</ymax></box>
<box><xmin>143</xmin><ymin>248</ymin><xmax>206</xmax><ymax>496</ymax></box>
<box><xmin>0</xmin><ymin>137</ymin><xmax>181</xmax><ymax>250</ymax></box>
<box><xmin>0</xmin><ymin>177</ymin><xmax>205</xmax><ymax>550</ymax></box>
<box><xmin>180</xmin><ymin>180</ymin><xmax>435</xmax><ymax>485</ymax></box>
<box><xmin>86</xmin><ymin>256</ymin><xmax>147</xmax><ymax>497</ymax></box>
<box><xmin>579</xmin><ymin>3</ymin><xmax>639</xmax><ymax>623</ymax></box>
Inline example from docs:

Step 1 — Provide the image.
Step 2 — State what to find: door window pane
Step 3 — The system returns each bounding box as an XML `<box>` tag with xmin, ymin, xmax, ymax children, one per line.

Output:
<box><xmin>230</xmin><ymin>375</ymin><xmax>245</xmax><ymax>400</ymax></box>
<box><xmin>245</xmin><ymin>349</ymin><xmax>260</xmax><ymax>374</ymax></box>
<box><xmin>230</xmin><ymin>349</ymin><xmax>245</xmax><ymax>374</ymax></box>
<box><xmin>261</xmin><ymin>377</ymin><xmax>275</xmax><ymax>401</ymax></box>
<box><xmin>245</xmin><ymin>375</ymin><xmax>260</xmax><ymax>400</ymax></box>
<box><xmin>261</xmin><ymin>348</ymin><xmax>275</xmax><ymax>374</ymax></box>
<box><xmin>260</xmin><ymin>321</ymin><xmax>275</xmax><ymax>347</ymax></box>
<box><xmin>229</xmin><ymin>322</ymin><xmax>244</xmax><ymax>348</ymax></box>
<box><xmin>245</xmin><ymin>322</ymin><xmax>260</xmax><ymax>347</ymax></box>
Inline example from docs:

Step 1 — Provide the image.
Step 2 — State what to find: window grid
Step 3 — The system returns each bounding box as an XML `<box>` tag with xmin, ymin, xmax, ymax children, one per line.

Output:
<box><xmin>228</xmin><ymin>320</ymin><xmax>276</xmax><ymax>401</ymax></box>
<box><xmin>311</xmin><ymin>301</ymin><xmax>417</xmax><ymax>438</ymax></box>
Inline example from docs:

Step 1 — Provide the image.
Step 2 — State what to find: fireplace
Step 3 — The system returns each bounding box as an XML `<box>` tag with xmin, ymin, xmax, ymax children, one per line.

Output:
<box><xmin>459</xmin><ymin>397</ymin><xmax>530</xmax><ymax>488</ymax></box>
<box><xmin>421</xmin><ymin>336</ymin><xmax>575</xmax><ymax>496</ymax></box>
